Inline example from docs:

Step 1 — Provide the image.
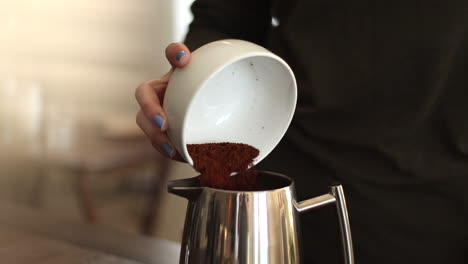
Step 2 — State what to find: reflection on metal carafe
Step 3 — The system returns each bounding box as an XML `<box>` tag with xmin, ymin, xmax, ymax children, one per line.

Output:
<box><xmin>168</xmin><ymin>171</ymin><xmax>354</xmax><ymax>264</ymax></box>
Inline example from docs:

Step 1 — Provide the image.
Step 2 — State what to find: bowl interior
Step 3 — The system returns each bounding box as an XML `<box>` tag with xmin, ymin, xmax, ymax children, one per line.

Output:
<box><xmin>182</xmin><ymin>55</ymin><xmax>296</xmax><ymax>165</ymax></box>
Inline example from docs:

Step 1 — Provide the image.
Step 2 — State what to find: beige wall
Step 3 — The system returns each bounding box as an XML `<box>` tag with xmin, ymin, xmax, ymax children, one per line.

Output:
<box><xmin>0</xmin><ymin>0</ymin><xmax>185</xmax><ymax>156</ymax></box>
<box><xmin>0</xmin><ymin>0</ymin><xmax>195</xmax><ymax>240</ymax></box>
<box><xmin>0</xmin><ymin>0</ymin><xmax>175</xmax><ymax>113</ymax></box>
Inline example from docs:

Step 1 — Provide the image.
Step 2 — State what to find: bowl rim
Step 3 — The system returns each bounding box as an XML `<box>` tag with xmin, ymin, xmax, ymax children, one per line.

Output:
<box><xmin>179</xmin><ymin>51</ymin><xmax>297</xmax><ymax>166</ymax></box>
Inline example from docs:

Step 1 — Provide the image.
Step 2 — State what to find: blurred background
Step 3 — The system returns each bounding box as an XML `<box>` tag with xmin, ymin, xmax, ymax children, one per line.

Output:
<box><xmin>0</xmin><ymin>0</ymin><xmax>196</xmax><ymax>241</ymax></box>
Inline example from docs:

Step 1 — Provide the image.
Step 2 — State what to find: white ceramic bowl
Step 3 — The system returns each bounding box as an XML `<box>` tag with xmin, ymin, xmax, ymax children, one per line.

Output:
<box><xmin>164</xmin><ymin>39</ymin><xmax>297</xmax><ymax>166</ymax></box>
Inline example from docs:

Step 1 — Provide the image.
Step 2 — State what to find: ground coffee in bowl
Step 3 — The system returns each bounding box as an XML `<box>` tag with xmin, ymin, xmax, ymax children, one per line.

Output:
<box><xmin>187</xmin><ymin>142</ymin><xmax>259</xmax><ymax>191</ymax></box>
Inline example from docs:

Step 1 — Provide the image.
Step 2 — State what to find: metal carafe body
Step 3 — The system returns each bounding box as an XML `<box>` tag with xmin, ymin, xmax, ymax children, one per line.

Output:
<box><xmin>168</xmin><ymin>171</ymin><xmax>354</xmax><ymax>264</ymax></box>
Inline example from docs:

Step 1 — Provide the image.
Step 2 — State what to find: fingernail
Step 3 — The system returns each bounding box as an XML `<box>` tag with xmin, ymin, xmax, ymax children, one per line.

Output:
<box><xmin>175</xmin><ymin>50</ymin><xmax>186</xmax><ymax>61</ymax></box>
<box><xmin>153</xmin><ymin>114</ymin><xmax>165</xmax><ymax>129</ymax></box>
<box><xmin>162</xmin><ymin>143</ymin><xmax>174</xmax><ymax>156</ymax></box>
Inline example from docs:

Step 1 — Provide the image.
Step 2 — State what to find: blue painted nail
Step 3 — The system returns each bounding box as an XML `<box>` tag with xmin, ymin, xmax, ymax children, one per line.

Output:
<box><xmin>162</xmin><ymin>143</ymin><xmax>173</xmax><ymax>156</ymax></box>
<box><xmin>175</xmin><ymin>50</ymin><xmax>186</xmax><ymax>61</ymax></box>
<box><xmin>153</xmin><ymin>114</ymin><xmax>165</xmax><ymax>129</ymax></box>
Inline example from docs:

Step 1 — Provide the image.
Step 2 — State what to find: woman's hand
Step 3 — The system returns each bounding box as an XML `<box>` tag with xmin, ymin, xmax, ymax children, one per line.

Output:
<box><xmin>135</xmin><ymin>43</ymin><xmax>191</xmax><ymax>161</ymax></box>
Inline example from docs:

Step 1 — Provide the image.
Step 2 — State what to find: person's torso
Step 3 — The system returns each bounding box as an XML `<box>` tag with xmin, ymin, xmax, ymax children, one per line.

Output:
<box><xmin>268</xmin><ymin>0</ymin><xmax>468</xmax><ymax>193</ymax></box>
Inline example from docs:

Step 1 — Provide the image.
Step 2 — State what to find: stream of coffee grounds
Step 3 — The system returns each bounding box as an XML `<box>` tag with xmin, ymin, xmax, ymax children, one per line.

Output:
<box><xmin>187</xmin><ymin>143</ymin><xmax>259</xmax><ymax>191</ymax></box>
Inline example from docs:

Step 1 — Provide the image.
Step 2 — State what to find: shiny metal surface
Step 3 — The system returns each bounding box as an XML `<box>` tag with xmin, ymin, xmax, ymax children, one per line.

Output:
<box><xmin>331</xmin><ymin>186</ymin><xmax>354</xmax><ymax>264</ymax></box>
<box><xmin>168</xmin><ymin>171</ymin><xmax>354</xmax><ymax>264</ymax></box>
<box><xmin>294</xmin><ymin>193</ymin><xmax>335</xmax><ymax>213</ymax></box>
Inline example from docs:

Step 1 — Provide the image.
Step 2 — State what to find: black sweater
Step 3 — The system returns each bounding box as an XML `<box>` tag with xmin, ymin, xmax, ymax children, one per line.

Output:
<box><xmin>184</xmin><ymin>1</ymin><xmax>468</xmax><ymax>263</ymax></box>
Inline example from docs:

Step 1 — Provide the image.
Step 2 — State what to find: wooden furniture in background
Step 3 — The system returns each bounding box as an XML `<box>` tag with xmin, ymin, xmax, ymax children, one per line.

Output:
<box><xmin>35</xmin><ymin>117</ymin><xmax>172</xmax><ymax>235</ymax></box>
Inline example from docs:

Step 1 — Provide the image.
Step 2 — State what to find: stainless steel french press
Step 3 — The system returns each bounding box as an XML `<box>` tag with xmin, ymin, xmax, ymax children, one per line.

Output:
<box><xmin>168</xmin><ymin>171</ymin><xmax>354</xmax><ymax>264</ymax></box>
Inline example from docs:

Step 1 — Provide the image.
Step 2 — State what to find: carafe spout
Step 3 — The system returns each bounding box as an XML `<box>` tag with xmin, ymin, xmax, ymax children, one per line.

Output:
<box><xmin>167</xmin><ymin>176</ymin><xmax>202</xmax><ymax>200</ymax></box>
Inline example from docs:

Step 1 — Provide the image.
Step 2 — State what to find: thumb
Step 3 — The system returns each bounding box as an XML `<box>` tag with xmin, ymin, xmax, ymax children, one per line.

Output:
<box><xmin>165</xmin><ymin>42</ymin><xmax>191</xmax><ymax>69</ymax></box>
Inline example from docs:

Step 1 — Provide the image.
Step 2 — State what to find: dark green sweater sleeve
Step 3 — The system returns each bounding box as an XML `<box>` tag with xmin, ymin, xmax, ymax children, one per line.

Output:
<box><xmin>184</xmin><ymin>0</ymin><xmax>272</xmax><ymax>51</ymax></box>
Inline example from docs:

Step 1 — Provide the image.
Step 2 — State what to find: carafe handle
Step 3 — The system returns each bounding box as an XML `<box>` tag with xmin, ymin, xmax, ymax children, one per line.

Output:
<box><xmin>295</xmin><ymin>185</ymin><xmax>354</xmax><ymax>264</ymax></box>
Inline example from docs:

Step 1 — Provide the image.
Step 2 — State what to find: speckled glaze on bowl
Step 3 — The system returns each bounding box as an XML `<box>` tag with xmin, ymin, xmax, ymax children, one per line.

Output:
<box><xmin>163</xmin><ymin>39</ymin><xmax>297</xmax><ymax>166</ymax></box>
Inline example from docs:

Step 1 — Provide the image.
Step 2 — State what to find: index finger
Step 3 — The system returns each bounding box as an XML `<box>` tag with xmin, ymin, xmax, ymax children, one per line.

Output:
<box><xmin>135</xmin><ymin>79</ymin><xmax>169</xmax><ymax>132</ymax></box>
